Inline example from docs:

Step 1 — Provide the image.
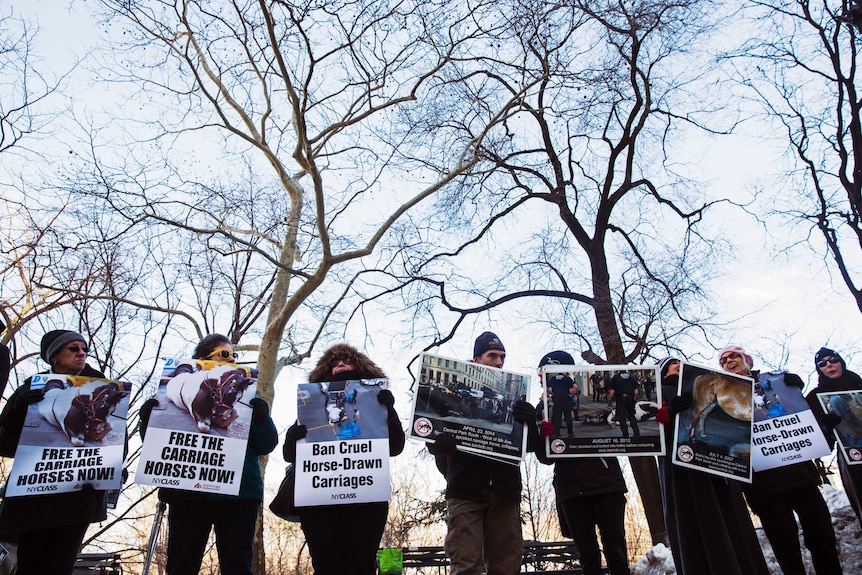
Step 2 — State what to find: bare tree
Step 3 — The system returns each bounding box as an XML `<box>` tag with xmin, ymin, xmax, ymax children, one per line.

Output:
<box><xmin>0</xmin><ymin>9</ymin><xmax>63</xmax><ymax>155</ymax></box>
<box><xmin>364</xmin><ymin>0</ymin><xmax>733</xmax><ymax>544</ymax></box>
<box><xmin>52</xmin><ymin>0</ymin><xmax>543</xmax><ymax>570</ymax></box>
<box><xmin>731</xmin><ymin>0</ymin><xmax>862</xmax><ymax>312</ymax></box>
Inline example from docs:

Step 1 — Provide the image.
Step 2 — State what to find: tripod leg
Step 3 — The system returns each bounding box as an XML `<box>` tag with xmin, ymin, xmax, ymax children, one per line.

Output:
<box><xmin>142</xmin><ymin>500</ymin><xmax>167</xmax><ymax>575</ymax></box>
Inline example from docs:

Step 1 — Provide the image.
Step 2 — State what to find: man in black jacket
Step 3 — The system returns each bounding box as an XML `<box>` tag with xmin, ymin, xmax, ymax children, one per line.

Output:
<box><xmin>429</xmin><ymin>332</ymin><xmax>536</xmax><ymax>575</ymax></box>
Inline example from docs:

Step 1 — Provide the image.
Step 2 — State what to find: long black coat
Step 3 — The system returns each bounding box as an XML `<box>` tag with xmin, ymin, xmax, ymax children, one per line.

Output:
<box><xmin>658</xmin><ymin>380</ymin><xmax>769</xmax><ymax>575</ymax></box>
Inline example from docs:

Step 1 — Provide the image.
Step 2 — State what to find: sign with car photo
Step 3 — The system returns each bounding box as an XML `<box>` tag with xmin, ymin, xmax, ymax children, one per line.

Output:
<box><xmin>408</xmin><ymin>353</ymin><xmax>529</xmax><ymax>464</ymax></box>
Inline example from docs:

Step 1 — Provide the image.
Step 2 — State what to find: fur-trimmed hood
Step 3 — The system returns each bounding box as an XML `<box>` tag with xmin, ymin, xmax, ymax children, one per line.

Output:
<box><xmin>308</xmin><ymin>343</ymin><xmax>387</xmax><ymax>383</ymax></box>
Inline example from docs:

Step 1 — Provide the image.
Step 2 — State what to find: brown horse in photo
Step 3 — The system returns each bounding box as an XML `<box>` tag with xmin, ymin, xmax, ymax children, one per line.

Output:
<box><xmin>687</xmin><ymin>373</ymin><xmax>752</xmax><ymax>441</ymax></box>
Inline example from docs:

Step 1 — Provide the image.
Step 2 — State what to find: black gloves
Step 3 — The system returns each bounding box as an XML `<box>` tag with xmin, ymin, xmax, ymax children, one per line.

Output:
<box><xmin>287</xmin><ymin>423</ymin><xmax>307</xmax><ymax>442</ymax></box>
<box><xmin>249</xmin><ymin>397</ymin><xmax>270</xmax><ymax>424</ymax></box>
<box><xmin>784</xmin><ymin>373</ymin><xmax>805</xmax><ymax>389</ymax></box>
<box><xmin>121</xmin><ymin>467</ymin><xmax>129</xmax><ymax>484</ymax></box>
<box><xmin>283</xmin><ymin>423</ymin><xmax>307</xmax><ymax>462</ymax></box>
<box><xmin>431</xmin><ymin>431</ymin><xmax>458</xmax><ymax>455</ymax></box>
<box><xmin>377</xmin><ymin>389</ymin><xmax>395</xmax><ymax>408</ymax></box>
<box><xmin>668</xmin><ymin>393</ymin><xmax>691</xmax><ymax>417</ymax></box>
<box><xmin>823</xmin><ymin>412</ymin><xmax>843</xmax><ymax>430</ymax></box>
<box><xmin>12</xmin><ymin>388</ymin><xmax>45</xmax><ymax>420</ymax></box>
<box><xmin>138</xmin><ymin>397</ymin><xmax>159</xmax><ymax>438</ymax></box>
<box><xmin>512</xmin><ymin>400</ymin><xmax>537</xmax><ymax>424</ymax></box>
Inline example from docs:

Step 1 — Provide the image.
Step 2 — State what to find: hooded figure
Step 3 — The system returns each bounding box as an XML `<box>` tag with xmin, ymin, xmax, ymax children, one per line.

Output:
<box><xmin>282</xmin><ymin>343</ymin><xmax>405</xmax><ymax>575</ymax></box>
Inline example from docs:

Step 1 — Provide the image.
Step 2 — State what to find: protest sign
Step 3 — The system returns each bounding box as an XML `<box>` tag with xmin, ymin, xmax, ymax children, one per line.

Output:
<box><xmin>671</xmin><ymin>362</ymin><xmax>753</xmax><ymax>482</ymax></box>
<box><xmin>135</xmin><ymin>358</ymin><xmax>258</xmax><ymax>496</ymax></box>
<box><xmin>750</xmin><ymin>371</ymin><xmax>831</xmax><ymax>471</ymax></box>
<box><xmin>6</xmin><ymin>374</ymin><xmax>130</xmax><ymax>497</ymax></box>
<box><xmin>815</xmin><ymin>390</ymin><xmax>862</xmax><ymax>466</ymax></box>
<box><xmin>541</xmin><ymin>364</ymin><xmax>663</xmax><ymax>458</ymax></box>
<box><xmin>294</xmin><ymin>379</ymin><xmax>392</xmax><ymax>506</ymax></box>
<box><xmin>408</xmin><ymin>353</ymin><xmax>528</xmax><ymax>464</ymax></box>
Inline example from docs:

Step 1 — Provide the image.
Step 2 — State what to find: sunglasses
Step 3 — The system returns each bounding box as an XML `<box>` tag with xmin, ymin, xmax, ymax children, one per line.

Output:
<box><xmin>719</xmin><ymin>352</ymin><xmax>740</xmax><ymax>366</ymax></box>
<box><xmin>817</xmin><ymin>358</ymin><xmax>841</xmax><ymax>368</ymax></box>
<box><xmin>207</xmin><ymin>349</ymin><xmax>237</xmax><ymax>361</ymax></box>
<box><xmin>65</xmin><ymin>345</ymin><xmax>89</xmax><ymax>354</ymax></box>
<box><xmin>330</xmin><ymin>356</ymin><xmax>357</xmax><ymax>368</ymax></box>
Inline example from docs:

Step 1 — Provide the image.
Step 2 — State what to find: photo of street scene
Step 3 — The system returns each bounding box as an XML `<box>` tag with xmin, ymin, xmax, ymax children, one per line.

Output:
<box><xmin>409</xmin><ymin>353</ymin><xmax>529</xmax><ymax>462</ymax></box>
<box><xmin>541</xmin><ymin>364</ymin><xmax>663</xmax><ymax>457</ymax></box>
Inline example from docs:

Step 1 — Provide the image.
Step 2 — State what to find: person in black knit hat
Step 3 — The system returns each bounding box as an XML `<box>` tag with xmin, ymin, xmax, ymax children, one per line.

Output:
<box><xmin>538</xmin><ymin>350</ymin><xmax>576</xmax><ymax>438</ymax></box>
<box><xmin>534</xmin><ymin>350</ymin><xmax>630</xmax><ymax>575</ymax></box>
<box><xmin>0</xmin><ymin>329</ymin><xmax>110</xmax><ymax>575</ymax></box>
<box><xmin>429</xmin><ymin>331</ymin><xmax>538</xmax><ymax>575</ymax></box>
<box><xmin>806</xmin><ymin>346</ymin><xmax>862</xmax><ymax>528</ymax></box>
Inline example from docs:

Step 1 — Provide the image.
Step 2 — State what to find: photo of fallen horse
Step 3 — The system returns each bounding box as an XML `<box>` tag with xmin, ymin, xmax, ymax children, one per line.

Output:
<box><xmin>4</xmin><ymin>373</ymin><xmax>131</xmax><ymax>497</ymax></box>
<box><xmin>672</xmin><ymin>362</ymin><xmax>754</xmax><ymax>482</ymax></box>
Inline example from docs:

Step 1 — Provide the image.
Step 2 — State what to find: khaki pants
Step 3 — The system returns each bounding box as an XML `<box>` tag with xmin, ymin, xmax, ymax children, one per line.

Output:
<box><xmin>444</xmin><ymin>492</ymin><xmax>523</xmax><ymax>575</ymax></box>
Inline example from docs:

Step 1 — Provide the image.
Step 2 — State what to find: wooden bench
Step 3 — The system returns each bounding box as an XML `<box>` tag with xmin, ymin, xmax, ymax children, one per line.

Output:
<box><xmin>73</xmin><ymin>552</ymin><xmax>122</xmax><ymax>575</ymax></box>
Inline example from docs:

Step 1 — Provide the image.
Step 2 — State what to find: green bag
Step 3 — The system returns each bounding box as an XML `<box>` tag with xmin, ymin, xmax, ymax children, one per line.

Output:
<box><xmin>377</xmin><ymin>548</ymin><xmax>403</xmax><ymax>575</ymax></box>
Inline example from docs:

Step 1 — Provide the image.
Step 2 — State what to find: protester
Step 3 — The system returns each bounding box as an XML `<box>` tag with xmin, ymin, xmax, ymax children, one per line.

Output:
<box><xmin>719</xmin><ymin>345</ymin><xmax>843</xmax><ymax>575</ymax></box>
<box><xmin>429</xmin><ymin>331</ymin><xmax>537</xmax><ymax>575</ymax></box>
<box><xmin>655</xmin><ymin>355</ymin><xmax>769</xmax><ymax>575</ymax></box>
<box><xmin>535</xmin><ymin>351</ymin><xmax>630</xmax><ymax>575</ymax></box>
<box><xmin>0</xmin><ymin>330</ymin><xmax>112</xmax><ymax>575</ymax></box>
<box><xmin>607</xmin><ymin>369</ymin><xmax>639</xmax><ymax>438</ymax></box>
<box><xmin>282</xmin><ymin>343</ymin><xmax>405</xmax><ymax>575</ymax></box>
<box><xmin>139</xmin><ymin>333</ymin><xmax>278</xmax><ymax>575</ymax></box>
<box><xmin>806</xmin><ymin>347</ymin><xmax>862</xmax><ymax>527</ymax></box>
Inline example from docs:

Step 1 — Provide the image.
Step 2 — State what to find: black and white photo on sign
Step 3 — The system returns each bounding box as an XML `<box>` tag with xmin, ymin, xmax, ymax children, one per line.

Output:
<box><xmin>134</xmin><ymin>358</ymin><xmax>259</xmax><ymax>496</ymax></box>
<box><xmin>294</xmin><ymin>379</ymin><xmax>391</xmax><ymax>506</ymax></box>
<box><xmin>5</xmin><ymin>374</ymin><xmax>131</xmax><ymax>497</ymax></box>
<box><xmin>408</xmin><ymin>353</ymin><xmax>529</xmax><ymax>463</ymax></box>
<box><xmin>672</xmin><ymin>361</ymin><xmax>754</xmax><ymax>482</ymax></box>
<box><xmin>540</xmin><ymin>364</ymin><xmax>663</xmax><ymax>458</ymax></box>
<box><xmin>816</xmin><ymin>390</ymin><xmax>862</xmax><ymax>465</ymax></box>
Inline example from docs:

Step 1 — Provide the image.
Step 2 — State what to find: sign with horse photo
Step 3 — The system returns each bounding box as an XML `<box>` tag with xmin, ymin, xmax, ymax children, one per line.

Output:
<box><xmin>6</xmin><ymin>373</ymin><xmax>131</xmax><ymax>497</ymax></box>
<box><xmin>135</xmin><ymin>358</ymin><xmax>259</xmax><ymax>496</ymax></box>
<box><xmin>671</xmin><ymin>362</ymin><xmax>753</xmax><ymax>482</ymax></box>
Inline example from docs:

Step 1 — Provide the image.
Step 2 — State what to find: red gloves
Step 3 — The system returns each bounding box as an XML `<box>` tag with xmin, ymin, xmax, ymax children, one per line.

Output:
<box><xmin>539</xmin><ymin>420</ymin><xmax>555</xmax><ymax>438</ymax></box>
<box><xmin>656</xmin><ymin>402</ymin><xmax>669</xmax><ymax>425</ymax></box>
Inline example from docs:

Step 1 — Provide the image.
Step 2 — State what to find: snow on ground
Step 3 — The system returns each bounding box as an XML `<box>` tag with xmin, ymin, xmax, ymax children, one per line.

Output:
<box><xmin>631</xmin><ymin>485</ymin><xmax>861</xmax><ymax>575</ymax></box>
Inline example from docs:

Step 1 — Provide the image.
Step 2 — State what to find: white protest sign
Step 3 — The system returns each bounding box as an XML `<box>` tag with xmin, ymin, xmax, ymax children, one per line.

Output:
<box><xmin>135</xmin><ymin>359</ymin><xmax>258</xmax><ymax>496</ymax></box>
<box><xmin>6</xmin><ymin>374</ymin><xmax>130</xmax><ymax>497</ymax></box>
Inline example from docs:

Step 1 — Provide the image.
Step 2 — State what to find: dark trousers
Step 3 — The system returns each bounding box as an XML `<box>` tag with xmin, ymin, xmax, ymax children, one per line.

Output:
<box><xmin>747</xmin><ymin>484</ymin><xmax>842</xmax><ymax>575</ymax></box>
<box><xmin>15</xmin><ymin>521</ymin><xmax>89</xmax><ymax>575</ymax></box>
<box><xmin>299</xmin><ymin>502</ymin><xmax>389</xmax><ymax>575</ymax></box>
<box><xmin>165</xmin><ymin>498</ymin><xmax>259</xmax><ymax>575</ymax></box>
<box><xmin>616</xmin><ymin>397</ymin><xmax>639</xmax><ymax>438</ymax></box>
<box><xmin>552</xmin><ymin>401</ymin><xmax>573</xmax><ymax>437</ymax></box>
<box><xmin>559</xmin><ymin>493</ymin><xmax>630</xmax><ymax>575</ymax></box>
